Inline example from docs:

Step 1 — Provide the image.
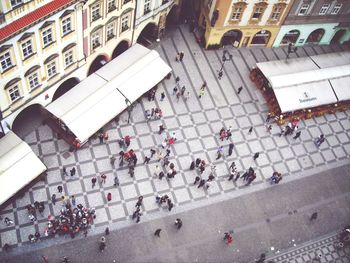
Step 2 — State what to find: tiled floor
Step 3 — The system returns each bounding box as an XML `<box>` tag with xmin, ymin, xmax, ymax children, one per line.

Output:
<box><xmin>267</xmin><ymin>232</ymin><xmax>350</xmax><ymax>263</ymax></box>
<box><xmin>1</xmin><ymin>26</ymin><xmax>350</xmax><ymax>253</ymax></box>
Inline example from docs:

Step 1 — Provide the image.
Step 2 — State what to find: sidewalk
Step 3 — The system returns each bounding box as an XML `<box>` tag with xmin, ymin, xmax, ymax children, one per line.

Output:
<box><xmin>2</xmin><ymin>162</ymin><xmax>350</xmax><ymax>263</ymax></box>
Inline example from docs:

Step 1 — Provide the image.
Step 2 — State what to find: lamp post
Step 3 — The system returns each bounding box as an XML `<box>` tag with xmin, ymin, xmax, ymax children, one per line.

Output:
<box><xmin>286</xmin><ymin>43</ymin><xmax>298</xmax><ymax>59</ymax></box>
<box><xmin>125</xmin><ymin>98</ymin><xmax>132</xmax><ymax>124</ymax></box>
<box><xmin>219</xmin><ymin>49</ymin><xmax>233</xmax><ymax>72</ymax></box>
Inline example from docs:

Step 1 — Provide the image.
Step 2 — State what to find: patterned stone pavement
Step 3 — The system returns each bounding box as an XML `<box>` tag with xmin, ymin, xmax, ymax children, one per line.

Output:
<box><xmin>1</xmin><ymin>25</ymin><xmax>350</xmax><ymax>255</ymax></box>
<box><xmin>266</xmin><ymin>231</ymin><xmax>350</xmax><ymax>263</ymax></box>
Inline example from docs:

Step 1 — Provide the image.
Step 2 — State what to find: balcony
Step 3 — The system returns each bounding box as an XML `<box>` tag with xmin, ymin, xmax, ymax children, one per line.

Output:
<box><xmin>121</xmin><ymin>25</ymin><xmax>129</xmax><ymax>32</ymax></box>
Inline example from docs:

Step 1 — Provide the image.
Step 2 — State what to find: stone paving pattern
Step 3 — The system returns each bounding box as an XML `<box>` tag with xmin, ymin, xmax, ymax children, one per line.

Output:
<box><xmin>267</xmin><ymin>232</ymin><xmax>350</xmax><ymax>263</ymax></box>
<box><xmin>1</xmin><ymin>26</ymin><xmax>350</xmax><ymax>252</ymax></box>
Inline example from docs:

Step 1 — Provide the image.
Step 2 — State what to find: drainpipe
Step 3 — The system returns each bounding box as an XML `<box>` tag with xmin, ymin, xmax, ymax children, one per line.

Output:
<box><xmin>131</xmin><ymin>2</ymin><xmax>137</xmax><ymax>45</ymax></box>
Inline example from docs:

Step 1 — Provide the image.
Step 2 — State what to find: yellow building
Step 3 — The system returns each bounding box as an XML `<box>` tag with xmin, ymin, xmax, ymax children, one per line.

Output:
<box><xmin>196</xmin><ymin>0</ymin><xmax>294</xmax><ymax>48</ymax></box>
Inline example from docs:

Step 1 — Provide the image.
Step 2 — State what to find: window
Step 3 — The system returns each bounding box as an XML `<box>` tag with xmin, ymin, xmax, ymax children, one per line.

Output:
<box><xmin>252</xmin><ymin>7</ymin><xmax>263</xmax><ymax>19</ymax></box>
<box><xmin>319</xmin><ymin>4</ymin><xmax>330</xmax><ymax>15</ymax></box>
<box><xmin>28</xmin><ymin>73</ymin><xmax>39</xmax><ymax>89</ymax></box>
<box><xmin>162</xmin><ymin>0</ymin><xmax>169</xmax><ymax>4</ymax></box>
<box><xmin>64</xmin><ymin>50</ymin><xmax>74</xmax><ymax>67</ymax></box>
<box><xmin>10</xmin><ymin>0</ymin><xmax>22</xmax><ymax>8</ymax></box>
<box><xmin>47</xmin><ymin>61</ymin><xmax>57</xmax><ymax>78</ymax></box>
<box><xmin>108</xmin><ymin>0</ymin><xmax>116</xmax><ymax>12</ymax></box>
<box><xmin>231</xmin><ymin>7</ymin><xmax>242</xmax><ymax>20</ymax></box>
<box><xmin>331</xmin><ymin>3</ymin><xmax>342</xmax><ymax>14</ymax></box>
<box><xmin>21</xmin><ymin>39</ymin><xmax>33</xmax><ymax>59</ymax></box>
<box><xmin>144</xmin><ymin>0</ymin><xmax>151</xmax><ymax>14</ymax></box>
<box><xmin>92</xmin><ymin>32</ymin><xmax>101</xmax><ymax>48</ymax></box>
<box><xmin>91</xmin><ymin>3</ymin><xmax>101</xmax><ymax>21</ymax></box>
<box><xmin>107</xmin><ymin>23</ymin><xmax>115</xmax><ymax>40</ymax></box>
<box><xmin>271</xmin><ymin>6</ymin><xmax>282</xmax><ymax>20</ymax></box>
<box><xmin>121</xmin><ymin>16</ymin><xmax>129</xmax><ymax>32</ymax></box>
<box><xmin>298</xmin><ymin>4</ymin><xmax>309</xmax><ymax>15</ymax></box>
<box><xmin>42</xmin><ymin>28</ymin><xmax>53</xmax><ymax>47</ymax></box>
<box><xmin>0</xmin><ymin>52</ymin><xmax>13</xmax><ymax>71</ymax></box>
<box><xmin>123</xmin><ymin>0</ymin><xmax>131</xmax><ymax>4</ymax></box>
<box><xmin>62</xmin><ymin>17</ymin><xmax>72</xmax><ymax>35</ymax></box>
<box><xmin>8</xmin><ymin>85</ymin><xmax>20</xmax><ymax>102</ymax></box>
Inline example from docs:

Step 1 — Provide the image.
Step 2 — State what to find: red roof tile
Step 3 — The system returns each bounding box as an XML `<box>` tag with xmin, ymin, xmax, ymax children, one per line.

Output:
<box><xmin>0</xmin><ymin>0</ymin><xmax>75</xmax><ymax>43</ymax></box>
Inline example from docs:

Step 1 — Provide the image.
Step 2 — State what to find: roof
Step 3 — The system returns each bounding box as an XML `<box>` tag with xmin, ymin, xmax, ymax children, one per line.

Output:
<box><xmin>0</xmin><ymin>131</ymin><xmax>47</xmax><ymax>206</ymax></box>
<box><xmin>0</xmin><ymin>0</ymin><xmax>75</xmax><ymax>43</ymax></box>
<box><xmin>46</xmin><ymin>44</ymin><xmax>172</xmax><ymax>143</ymax></box>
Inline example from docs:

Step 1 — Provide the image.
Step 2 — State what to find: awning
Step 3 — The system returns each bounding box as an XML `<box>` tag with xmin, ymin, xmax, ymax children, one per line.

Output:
<box><xmin>273</xmin><ymin>81</ymin><xmax>338</xmax><ymax>113</ymax></box>
<box><xmin>256</xmin><ymin>57</ymin><xmax>318</xmax><ymax>78</ymax></box>
<box><xmin>270</xmin><ymin>64</ymin><xmax>350</xmax><ymax>88</ymax></box>
<box><xmin>310</xmin><ymin>51</ymin><xmax>350</xmax><ymax>68</ymax></box>
<box><xmin>255</xmin><ymin>51</ymin><xmax>350</xmax><ymax>113</ymax></box>
<box><xmin>46</xmin><ymin>44</ymin><xmax>172</xmax><ymax>143</ymax></box>
<box><xmin>0</xmin><ymin>131</ymin><xmax>47</xmax><ymax>206</ymax></box>
<box><xmin>331</xmin><ymin>76</ymin><xmax>350</xmax><ymax>102</ymax></box>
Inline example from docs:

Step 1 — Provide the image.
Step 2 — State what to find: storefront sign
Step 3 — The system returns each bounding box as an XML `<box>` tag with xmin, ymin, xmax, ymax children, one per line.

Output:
<box><xmin>299</xmin><ymin>92</ymin><xmax>317</xmax><ymax>103</ymax></box>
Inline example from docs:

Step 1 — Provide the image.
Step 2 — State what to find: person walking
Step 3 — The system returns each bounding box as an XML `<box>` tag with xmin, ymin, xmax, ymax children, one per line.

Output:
<box><xmin>101</xmin><ymin>174</ymin><xmax>107</xmax><ymax>184</ymax></box>
<box><xmin>184</xmin><ymin>91</ymin><xmax>190</xmax><ymax>102</ymax></box>
<box><xmin>107</xmin><ymin>192</ymin><xmax>112</xmax><ymax>202</ymax></box>
<box><xmin>158</xmin><ymin>124</ymin><xmax>165</xmax><ymax>134</ymax></box>
<box><xmin>110</xmin><ymin>156</ymin><xmax>116</xmax><ymax>166</ymax></box>
<box><xmin>160</xmin><ymin>92</ymin><xmax>165</xmax><ymax>101</ymax></box>
<box><xmin>218</xmin><ymin>70</ymin><xmax>223</xmax><ymax>80</ymax></box>
<box><xmin>144</xmin><ymin>156</ymin><xmax>151</xmax><ymax>164</ymax></box>
<box><xmin>176</xmin><ymin>91</ymin><xmax>181</xmax><ymax>102</ymax></box>
<box><xmin>315</xmin><ymin>134</ymin><xmax>325</xmax><ymax>147</ymax></box>
<box><xmin>181</xmin><ymin>86</ymin><xmax>186</xmax><ymax>96</ymax></box>
<box><xmin>91</xmin><ymin>177</ymin><xmax>97</xmax><ymax>188</ymax></box>
<box><xmin>193</xmin><ymin>176</ymin><xmax>200</xmax><ymax>185</ymax></box>
<box><xmin>293</xmin><ymin>131</ymin><xmax>301</xmax><ymax>140</ymax></box>
<box><xmin>253</xmin><ymin>152</ymin><xmax>260</xmax><ymax>160</ymax></box>
<box><xmin>279</xmin><ymin>127</ymin><xmax>285</xmax><ymax>137</ymax></box>
<box><xmin>105</xmin><ymin>227</ymin><xmax>110</xmax><ymax>235</ymax></box>
<box><xmin>179</xmin><ymin>52</ymin><xmax>184</xmax><ymax>62</ymax></box>
<box><xmin>114</xmin><ymin>175</ymin><xmax>120</xmax><ymax>187</ymax></box>
<box><xmin>310</xmin><ymin>212</ymin><xmax>318</xmax><ymax>221</ymax></box>
<box><xmin>136</xmin><ymin>196</ymin><xmax>144</xmax><ymax>208</ymax></box>
<box><xmin>62</xmin><ymin>167</ymin><xmax>68</xmax><ymax>176</ymax></box>
<box><xmin>98</xmin><ymin>133</ymin><xmax>104</xmax><ymax>144</ymax></box>
<box><xmin>173</xmin><ymin>86</ymin><xmax>178</xmax><ymax>95</ymax></box>
<box><xmin>198</xmin><ymin>179</ymin><xmax>206</xmax><ymax>188</ymax></box>
<box><xmin>51</xmin><ymin>194</ymin><xmax>56</xmax><ymax>205</ymax></box>
<box><xmin>216</xmin><ymin>146</ymin><xmax>224</xmax><ymax>160</ymax></box>
<box><xmin>99</xmin><ymin>236</ymin><xmax>106</xmax><ymax>252</ymax></box>
<box><xmin>70</xmin><ymin>167</ymin><xmax>76</xmax><ymax>176</ymax></box>
<box><xmin>195</xmin><ymin>158</ymin><xmax>201</xmax><ymax>167</ymax></box>
<box><xmin>175</xmin><ymin>218</ymin><xmax>182</xmax><ymax>229</ymax></box>
<box><xmin>190</xmin><ymin>161</ymin><xmax>195</xmax><ymax>170</ymax></box>
<box><xmin>124</xmin><ymin>135</ymin><xmax>131</xmax><ymax>147</ymax></box>
<box><xmin>198</xmin><ymin>88</ymin><xmax>205</xmax><ymax>99</ymax></box>
<box><xmin>266</xmin><ymin>113</ymin><xmax>272</xmax><ymax>123</ymax></box>
<box><xmin>237</xmin><ymin>86</ymin><xmax>243</xmax><ymax>94</ymax></box>
<box><xmin>71</xmin><ymin>195</ymin><xmax>76</xmax><ymax>206</ymax></box>
<box><xmin>154</xmin><ymin>228</ymin><xmax>162</xmax><ymax>237</ymax></box>
<box><xmin>57</xmin><ymin>185</ymin><xmax>63</xmax><ymax>193</ymax></box>
<box><xmin>266</xmin><ymin>124</ymin><xmax>272</xmax><ymax>133</ymax></box>
<box><xmin>248</xmin><ymin>126</ymin><xmax>253</xmax><ymax>134</ymax></box>
<box><xmin>228</xmin><ymin>143</ymin><xmax>234</xmax><ymax>156</ymax></box>
<box><xmin>150</xmin><ymin>148</ymin><xmax>156</xmax><ymax>158</ymax></box>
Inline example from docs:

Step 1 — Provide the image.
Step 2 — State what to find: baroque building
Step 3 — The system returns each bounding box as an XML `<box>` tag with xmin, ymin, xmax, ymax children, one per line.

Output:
<box><xmin>194</xmin><ymin>0</ymin><xmax>293</xmax><ymax>48</ymax></box>
<box><xmin>273</xmin><ymin>0</ymin><xmax>350</xmax><ymax>47</ymax></box>
<box><xmin>0</xmin><ymin>0</ymin><xmax>180</xmax><ymax>137</ymax></box>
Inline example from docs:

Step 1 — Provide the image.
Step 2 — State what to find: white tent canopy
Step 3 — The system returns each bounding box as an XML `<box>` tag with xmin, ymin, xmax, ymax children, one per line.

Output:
<box><xmin>273</xmin><ymin>81</ymin><xmax>338</xmax><ymax>113</ymax></box>
<box><xmin>255</xmin><ymin>51</ymin><xmax>350</xmax><ymax>113</ymax></box>
<box><xmin>0</xmin><ymin>131</ymin><xmax>47</xmax><ymax>206</ymax></box>
<box><xmin>46</xmin><ymin>44</ymin><xmax>172</xmax><ymax>143</ymax></box>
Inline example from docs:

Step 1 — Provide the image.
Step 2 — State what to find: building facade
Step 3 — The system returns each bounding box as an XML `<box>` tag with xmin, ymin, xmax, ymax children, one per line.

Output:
<box><xmin>0</xmin><ymin>0</ymin><xmax>84</xmax><ymax>135</ymax></box>
<box><xmin>133</xmin><ymin>0</ymin><xmax>181</xmax><ymax>45</ymax></box>
<box><xmin>273</xmin><ymin>0</ymin><xmax>350</xmax><ymax>47</ymax></box>
<box><xmin>196</xmin><ymin>0</ymin><xmax>293</xmax><ymax>49</ymax></box>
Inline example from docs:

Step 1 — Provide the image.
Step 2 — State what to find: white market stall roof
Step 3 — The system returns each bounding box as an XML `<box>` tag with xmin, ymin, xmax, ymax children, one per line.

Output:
<box><xmin>310</xmin><ymin>51</ymin><xmax>350</xmax><ymax>68</ymax></box>
<box><xmin>46</xmin><ymin>44</ymin><xmax>171</xmax><ymax>143</ymax></box>
<box><xmin>255</xmin><ymin>51</ymin><xmax>350</xmax><ymax>113</ymax></box>
<box><xmin>273</xmin><ymin>81</ymin><xmax>338</xmax><ymax>113</ymax></box>
<box><xmin>0</xmin><ymin>131</ymin><xmax>47</xmax><ymax>206</ymax></box>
